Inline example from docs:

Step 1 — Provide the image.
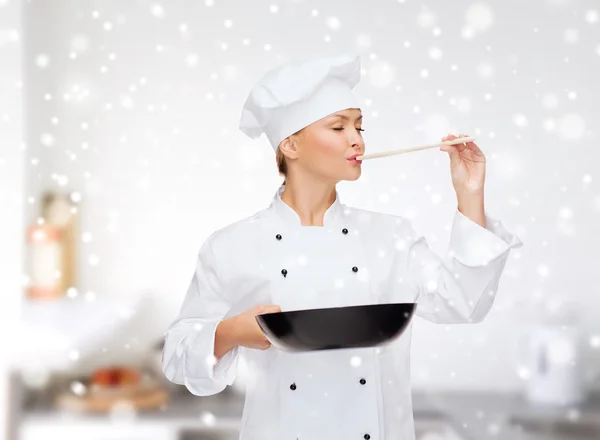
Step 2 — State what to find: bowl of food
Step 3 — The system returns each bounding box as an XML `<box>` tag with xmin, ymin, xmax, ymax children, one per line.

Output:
<box><xmin>255</xmin><ymin>303</ymin><xmax>416</xmax><ymax>352</ymax></box>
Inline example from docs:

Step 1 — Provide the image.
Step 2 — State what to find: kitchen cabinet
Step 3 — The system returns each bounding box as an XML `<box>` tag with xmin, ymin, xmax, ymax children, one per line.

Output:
<box><xmin>19</xmin><ymin>388</ymin><xmax>600</xmax><ymax>440</ymax></box>
<box><xmin>179</xmin><ymin>432</ymin><xmax>239</xmax><ymax>440</ymax></box>
<box><xmin>20</xmin><ymin>422</ymin><xmax>176</xmax><ymax>440</ymax></box>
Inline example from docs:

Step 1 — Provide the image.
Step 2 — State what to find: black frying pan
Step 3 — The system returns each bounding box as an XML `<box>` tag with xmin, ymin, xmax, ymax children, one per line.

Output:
<box><xmin>255</xmin><ymin>303</ymin><xmax>416</xmax><ymax>352</ymax></box>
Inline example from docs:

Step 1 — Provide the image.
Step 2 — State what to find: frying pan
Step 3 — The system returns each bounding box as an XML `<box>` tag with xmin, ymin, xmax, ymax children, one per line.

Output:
<box><xmin>255</xmin><ymin>303</ymin><xmax>416</xmax><ymax>352</ymax></box>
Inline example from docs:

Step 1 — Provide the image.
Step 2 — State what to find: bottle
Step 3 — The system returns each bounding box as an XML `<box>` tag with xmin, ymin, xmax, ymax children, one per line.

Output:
<box><xmin>26</xmin><ymin>223</ymin><xmax>63</xmax><ymax>299</ymax></box>
<box><xmin>41</xmin><ymin>192</ymin><xmax>78</xmax><ymax>296</ymax></box>
<box><xmin>24</xmin><ymin>192</ymin><xmax>79</xmax><ymax>300</ymax></box>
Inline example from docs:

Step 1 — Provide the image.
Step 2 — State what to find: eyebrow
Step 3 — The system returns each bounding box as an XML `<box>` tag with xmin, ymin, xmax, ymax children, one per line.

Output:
<box><xmin>331</xmin><ymin>114</ymin><xmax>363</xmax><ymax>121</ymax></box>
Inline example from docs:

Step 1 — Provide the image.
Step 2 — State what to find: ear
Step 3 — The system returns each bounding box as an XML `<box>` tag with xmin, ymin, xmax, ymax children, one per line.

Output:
<box><xmin>279</xmin><ymin>136</ymin><xmax>300</xmax><ymax>160</ymax></box>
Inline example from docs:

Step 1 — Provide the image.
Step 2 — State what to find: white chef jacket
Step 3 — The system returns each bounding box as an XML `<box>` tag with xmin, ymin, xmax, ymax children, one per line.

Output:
<box><xmin>162</xmin><ymin>184</ymin><xmax>523</xmax><ymax>440</ymax></box>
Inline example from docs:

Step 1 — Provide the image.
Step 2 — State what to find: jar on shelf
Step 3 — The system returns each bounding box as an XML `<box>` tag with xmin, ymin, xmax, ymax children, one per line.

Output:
<box><xmin>25</xmin><ymin>223</ymin><xmax>63</xmax><ymax>299</ymax></box>
<box><xmin>41</xmin><ymin>192</ymin><xmax>78</xmax><ymax>295</ymax></box>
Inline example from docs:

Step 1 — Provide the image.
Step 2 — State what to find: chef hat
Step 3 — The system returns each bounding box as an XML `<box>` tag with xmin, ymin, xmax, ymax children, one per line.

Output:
<box><xmin>239</xmin><ymin>53</ymin><xmax>362</xmax><ymax>151</ymax></box>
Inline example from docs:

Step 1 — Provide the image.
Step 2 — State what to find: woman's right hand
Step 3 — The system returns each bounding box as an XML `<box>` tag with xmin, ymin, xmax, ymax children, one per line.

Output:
<box><xmin>230</xmin><ymin>304</ymin><xmax>281</xmax><ymax>350</ymax></box>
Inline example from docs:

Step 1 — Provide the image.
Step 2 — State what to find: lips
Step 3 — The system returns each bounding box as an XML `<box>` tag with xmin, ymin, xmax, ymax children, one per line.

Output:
<box><xmin>347</xmin><ymin>154</ymin><xmax>363</xmax><ymax>163</ymax></box>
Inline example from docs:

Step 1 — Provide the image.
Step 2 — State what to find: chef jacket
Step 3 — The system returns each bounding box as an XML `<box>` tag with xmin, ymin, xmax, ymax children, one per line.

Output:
<box><xmin>162</xmin><ymin>184</ymin><xmax>523</xmax><ymax>440</ymax></box>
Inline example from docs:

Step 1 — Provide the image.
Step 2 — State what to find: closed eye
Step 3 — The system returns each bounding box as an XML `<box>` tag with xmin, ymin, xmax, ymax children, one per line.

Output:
<box><xmin>333</xmin><ymin>128</ymin><xmax>365</xmax><ymax>132</ymax></box>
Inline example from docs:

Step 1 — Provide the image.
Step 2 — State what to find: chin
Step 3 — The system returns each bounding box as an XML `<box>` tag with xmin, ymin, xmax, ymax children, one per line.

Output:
<box><xmin>345</xmin><ymin>171</ymin><xmax>362</xmax><ymax>182</ymax></box>
<box><xmin>328</xmin><ymin>168</ymin><xmax>361</xmax><ymax>182</ymax></box>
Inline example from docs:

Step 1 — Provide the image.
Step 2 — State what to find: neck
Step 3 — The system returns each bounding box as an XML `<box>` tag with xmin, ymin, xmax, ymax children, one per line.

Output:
<box><xmin>281</xmin><ymin>178</ymin><xmax>337</xmax><ymax>227</ymax></box>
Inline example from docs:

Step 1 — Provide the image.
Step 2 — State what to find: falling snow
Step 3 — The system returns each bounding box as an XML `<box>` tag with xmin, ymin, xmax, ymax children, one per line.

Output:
<box><xmin>0</xmin><ymin>2</ymin><xmax>595</xmax><ymax>437</ymax></box>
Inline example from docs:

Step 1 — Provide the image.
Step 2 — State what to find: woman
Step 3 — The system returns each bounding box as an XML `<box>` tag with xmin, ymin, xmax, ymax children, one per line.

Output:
<box><xmin>162</xmin><ymin>54</ymin><xmax>523</xmax><ymax>440</ymax></box>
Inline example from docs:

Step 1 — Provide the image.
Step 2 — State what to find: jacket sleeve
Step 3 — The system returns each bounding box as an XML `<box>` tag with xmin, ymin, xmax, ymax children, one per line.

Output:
<box><xmin>402</xmin><ymin>208</ymin><xmax>523</xmax><ymax>324</ymax></box>
<box><xmin>162</xmin><ymin>236</ymin><xmax>240</xmax><ymax>396</ymax></box>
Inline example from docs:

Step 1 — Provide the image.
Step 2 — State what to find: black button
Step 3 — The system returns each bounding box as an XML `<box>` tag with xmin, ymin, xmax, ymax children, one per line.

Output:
<box><xmin>276</xmin><ymin>234</ymin><xmax>282</xmax><ymax>240</ymax></box>
<box><xmin>281</xmin><ymin>269</ymin><xmax>287</xmax><ymax>277</ymax></box>
<box><xmin>364</xmin><ymin>435</ymin><xmax>370</xmax><ymax>440</ymax></box>
<box><xmin>290</xmin><ymin>383</ymin><xmax>296</xmax><ymax>390</ymax></box>
<box><xmin>342</xmin><ymin>228</ymin><xmax>348</xmax><ymax>234</ymax></box>
<box><xmin>360</xmin><ymin>378</ymin><xmax>366</xmax><ymax>385</ymax></box>
<box><xmin>352</xmin><ymin>266</ymin><xmax>358</xmax><ymax>273</ymax></box>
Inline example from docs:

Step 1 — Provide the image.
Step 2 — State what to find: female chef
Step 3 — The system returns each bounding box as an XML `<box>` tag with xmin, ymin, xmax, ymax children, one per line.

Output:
<box><xmin>162</xmin><ymin>53</ymin><xmax>523</xmax><ymax>440</ymax></box>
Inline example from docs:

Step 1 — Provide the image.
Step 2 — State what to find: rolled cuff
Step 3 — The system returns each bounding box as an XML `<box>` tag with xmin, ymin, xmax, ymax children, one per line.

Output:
<box><xmin>184</xmin><ymin>320</ymin><xmax>240</xmax><ymax>390</ymax></box>
<box><xmin>449</xmin><ymin>208</ymin><xmax>523</xmax><ymax>267</ymax></box>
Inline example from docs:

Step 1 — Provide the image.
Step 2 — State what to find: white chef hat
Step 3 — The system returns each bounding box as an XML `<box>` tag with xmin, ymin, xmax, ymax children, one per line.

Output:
<box><xmin>239</xmin><ymin>53</ymin><xmax>362</xmax><ymax>151</ymax></box>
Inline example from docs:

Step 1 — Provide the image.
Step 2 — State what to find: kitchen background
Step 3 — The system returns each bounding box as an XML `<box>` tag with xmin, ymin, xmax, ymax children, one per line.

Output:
<box><xmin>1</xmin><ymin>0</ymin><xmax>600</xmax><ymax>439</ymax></box>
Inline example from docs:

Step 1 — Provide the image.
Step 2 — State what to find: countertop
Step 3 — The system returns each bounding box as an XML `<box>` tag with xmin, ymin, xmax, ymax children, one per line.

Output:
<box><xmin>19</xmin><ymin>384</ymin><xmax>600</xmax><ymax>440</ymax></box>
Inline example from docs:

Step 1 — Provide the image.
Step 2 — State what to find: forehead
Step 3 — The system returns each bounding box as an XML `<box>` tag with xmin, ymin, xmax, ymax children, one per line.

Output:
<box><xmin>326</xmin><ymin>110</ymin><xmax>363</xmax><ymax>120</ymax></box>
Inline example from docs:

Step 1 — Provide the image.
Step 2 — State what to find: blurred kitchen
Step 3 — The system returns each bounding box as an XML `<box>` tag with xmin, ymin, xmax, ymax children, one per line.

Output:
<box><xmin>2</xmin><ymin>0</ymin><xmax>600</xmax><ymax>439</ymax></box>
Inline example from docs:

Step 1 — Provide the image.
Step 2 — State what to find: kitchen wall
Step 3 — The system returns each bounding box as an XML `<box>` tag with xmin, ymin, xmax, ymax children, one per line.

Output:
<box><xmin>1</xmin><ymin>0</ymin><xmax>24</xmax><ymax>437</ymax></box>
<box><xmin>14</xmin><ymin>0</ymin><xmax>600</xmax><ymax>394</ymax></box>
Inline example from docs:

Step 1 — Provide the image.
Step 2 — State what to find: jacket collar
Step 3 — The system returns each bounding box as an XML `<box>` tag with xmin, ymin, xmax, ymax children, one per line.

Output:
<box><xmin>270</xmin><ymin>184</ymin><xmax>343</xmax><ymax>228</ymax></box>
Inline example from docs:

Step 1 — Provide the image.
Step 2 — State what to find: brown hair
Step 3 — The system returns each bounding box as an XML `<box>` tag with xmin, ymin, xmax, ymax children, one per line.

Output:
<box><xmin>276</xmin><ymin>146</ymin><xmax>288</xmax><ymax>186</ymax></box>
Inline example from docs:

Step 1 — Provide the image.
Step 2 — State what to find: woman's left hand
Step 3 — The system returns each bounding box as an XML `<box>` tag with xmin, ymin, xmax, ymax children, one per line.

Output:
<box><xmin>440</xmin><ymin>133</ymin><xmax>486</xmax><ymax>194</ymax></box>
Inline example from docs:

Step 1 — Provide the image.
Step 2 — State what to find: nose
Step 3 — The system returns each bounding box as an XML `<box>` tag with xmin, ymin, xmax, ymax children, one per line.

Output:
<box><xmin>352</xmin><ymin>139</ymin><xmax>364</xmax><ymax>153</ymax></box>
<box><xmin>351</xmin><ymin>134</ymin><xmax>364</xmax><ymax>148</ymax></box>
